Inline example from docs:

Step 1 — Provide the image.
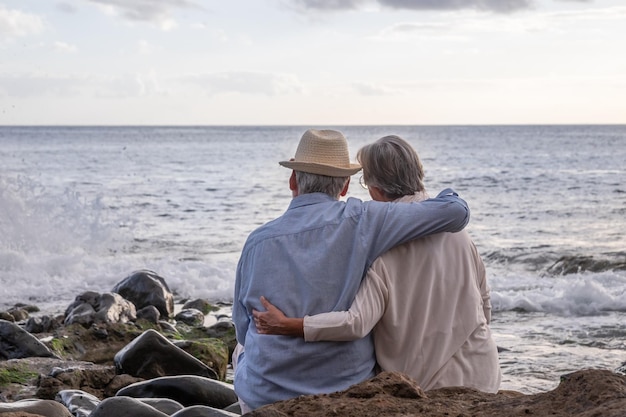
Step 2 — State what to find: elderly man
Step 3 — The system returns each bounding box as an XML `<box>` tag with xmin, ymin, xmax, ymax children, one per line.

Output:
<box><xmin>233</xmin><ymin>129</ymin><xmax>470</xmax><ymax>411</ymax></box>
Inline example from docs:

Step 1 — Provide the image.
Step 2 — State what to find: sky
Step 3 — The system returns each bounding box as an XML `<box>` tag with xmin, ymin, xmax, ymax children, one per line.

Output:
<box><xmin>0</xmin><ymin>0</ymin><xmax>624</xmax><ymax>126</ymax></box>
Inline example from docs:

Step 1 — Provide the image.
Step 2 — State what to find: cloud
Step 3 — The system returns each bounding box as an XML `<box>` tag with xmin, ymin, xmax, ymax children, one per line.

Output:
<box><xmin>178</xmin><ymin>71</ymin><xmax>304</xmax><ymax>96</ymax></box>
<box><xmin>53</xmin><ymin>41</ymin><xmax>78</xmax><ymax>53</ymax></box>
<box><xmin>0</xmin><ymin>5</ymin><xmax>45</xmax><ymax>38</ymax></box>
<box><xmin>287</xmin><ymin>0</ymin><xmax>367</xmax><ymax>12</ymax></box>
<box><xmin>352</xmin><ymin>81</ymin><xmax>402</xmax><ymax>96</ymax></box>
<box><xmin>377</xmin><ymin>0</ymin><xmax>533</xmax><ymax>13</ymax></box>
<box><xmin>289</xmin><ymin>0</ymin><xmax>535</xmax><ymax>13</ymax></box>
<box><xmin>56</xmin><ymin>3</ymin><xmax>78</xmax><ymax>14</ymax></box>
<box><xmin>83</xmin><ymin>0</ymin><xmax>202</xmax><ymax>29</ymax></box>
<box><xmin>0</xmin><ymin>72</ymin><xmax>161</xmax><ymax>99</ymax></box>
<box><xmin>0</xmin><ymin>73</ymin><xmax>82</xmax><ymax>97</ymax></box>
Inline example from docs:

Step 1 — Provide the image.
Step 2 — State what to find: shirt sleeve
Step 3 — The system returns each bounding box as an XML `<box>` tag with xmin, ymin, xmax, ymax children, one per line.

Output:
<box><xmin>361</xmin><ymin>188</ymin><xmax>470</xmax><ymax>264</ymax></box>
<box><xmin>303</xmin><ymin>261</ymin><xmax>388</xmax><ymax>341</ymax></box>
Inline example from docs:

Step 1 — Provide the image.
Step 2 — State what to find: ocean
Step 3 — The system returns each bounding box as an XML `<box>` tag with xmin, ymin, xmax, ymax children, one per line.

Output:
<box><xmin>1</xmin><ymin>125</ymin><xmax>624</xmax><ymax>394</ymax></box>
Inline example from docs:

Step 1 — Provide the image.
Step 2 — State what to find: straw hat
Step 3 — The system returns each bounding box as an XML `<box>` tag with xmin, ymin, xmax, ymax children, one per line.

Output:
<box><xmin>279</xmin><ymin>129</ymin><xmax>362</xmax><ymax>177</ymax></box>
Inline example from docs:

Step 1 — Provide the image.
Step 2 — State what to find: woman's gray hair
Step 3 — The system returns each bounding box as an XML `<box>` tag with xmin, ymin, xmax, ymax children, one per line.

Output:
<box><xmin>357</xmin><ymin>135</ymin><xmax>425</xmax><ymax>200</ymax></box>
<box><xmin>295</xmin><ymin>171</ymin><xmax>349</xmax><ymax>198</ymax></box>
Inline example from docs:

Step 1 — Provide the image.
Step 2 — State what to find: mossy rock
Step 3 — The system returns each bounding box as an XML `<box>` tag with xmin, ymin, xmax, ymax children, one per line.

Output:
<box><xmin>44</xmin><ymin>322</ymin><xmax>145</xmax><ymax>364</ymax></box>
<box><xmin>0</xmin><ymin>365</ymin><xmax>39</xmax><ymax>386</ymax></box>
<box><xmin>174</xmin><ymin>338</ymin><xmax>229</xmax><ymax>380</ymax></box>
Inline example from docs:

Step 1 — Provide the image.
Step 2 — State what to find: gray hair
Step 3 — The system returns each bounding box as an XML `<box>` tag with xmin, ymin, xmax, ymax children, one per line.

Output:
<box><xmin>357</xmin><ymin>135</ymin><xmax>425</xmax><ymax>200</ymax></box>
<box><xmin>295</xmin><ymin>171</ymin><xmax>349</xmax><ymax>198</ymax></box>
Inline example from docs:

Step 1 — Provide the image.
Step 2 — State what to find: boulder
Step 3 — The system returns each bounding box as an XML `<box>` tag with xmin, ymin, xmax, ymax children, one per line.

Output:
<box><xmin>137</xmin><ymin>305</ymin><xmax>161</xmax><ymax>324</ymax></box>
<box><xmin>114</xmin><ymin>329</ymin><xmax>218</xmax><ymax>380</ymax></box>
<box><xmin>170</xmin><ymin>404</ymin><xmax>241</xmax><ymax>416</ymax></box>
<box><xmin>0</xmin><ymin>399</ymin><xmax>72</xmax><ymax>417</ymax></box>
<box><xmin>64</xmin><ymin>291</ymin><xmax>136</xmax><ymax>326</ymax></box>
<box><xmin>175</xmin><ymin>308</ymin><xmax>205</xmax><ymax>327</ymax></box>
<box><xmin>0</xmin><ymin>319</ymin><xmax>59</xmax><ymax>360</ymax></box>
<box><xmin>182</xmin><ymin>299</ymin><xmax>219</xmax><ymax>315</ymax></box>
<box><xmin>112</xmin><ymin>270</ymin><xmax>174</xmax><ymax>318</ymax></box>
<box><xmin>116</xmin><ymin>375</ymin><xmax>238</xmax><ymax>409</ymax></box>
<box><xmin>24</xmin><ymin>315</ymin><xmax>62</xmax><ymax>334</ymax></box>
<box><xmin>90</xmin><ymin>396</ymin><xmax>170</xmax><ymax>417</ymax></box>
<box><xmin>56</xmin><ymin>389</ymin><xmax>101</xmax><ymax>417</ymax></box>
<box><xmin>137</xmin><ymin>398</ymin><xmax>186</xmax><ymax>415</ymax></box>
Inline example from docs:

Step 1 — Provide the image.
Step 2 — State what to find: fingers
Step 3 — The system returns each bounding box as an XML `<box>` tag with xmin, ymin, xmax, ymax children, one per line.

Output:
<box><xmin>260</xmin><ymin>296</ymin><xmax>271</xmax><ymax>310</ymax></box>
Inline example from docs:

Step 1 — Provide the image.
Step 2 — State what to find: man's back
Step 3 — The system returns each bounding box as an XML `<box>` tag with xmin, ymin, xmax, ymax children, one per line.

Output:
<box><xmin>233</xmin><ymin>190</ymin><xmax>470</xmax><ymax>408</ymax></box>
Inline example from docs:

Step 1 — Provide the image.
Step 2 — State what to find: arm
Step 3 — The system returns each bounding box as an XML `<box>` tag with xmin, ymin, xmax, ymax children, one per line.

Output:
<box><xmin>254</xmin><ymin>264</ymin><xmax>388</xmax><ymax>341</ymax></box>
<box><xmin>471</xmin><ymin>242</ymin><xmax>492</xmax><ymax>323</ymax></box>
<box><xmin>253</xmin><ymin>296</ymin><xmax>304</xmax><ymax>337</ymax></box>
<box><xmin>363</xmin><ymin>189</ymin><xmax>470</xmax><ymax>263</ymax></box>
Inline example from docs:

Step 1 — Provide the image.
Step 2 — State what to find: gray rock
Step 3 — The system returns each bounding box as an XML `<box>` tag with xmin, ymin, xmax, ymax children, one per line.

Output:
<box><xmin>25</xmin><ymin>315</ymin><xmax>61</xmax><ymax>334</ymax></box>
<box><xmin>137</xmin><ymin>305</ymin><xmax>161</xmax><ymax>323</ymax></box>
<box><xmin>224</xmin><ymin>402</ymin><xmax>242</xmax><ymax>414</ymax></box>
<box><xmin>64</xmin><ymin>291</ymin><xmax>136</xmax><ymax>326</ymax></box>
<box><xmin>204</xmin><ymin>320</ymin><xmax>234</xmax><ymax>338</ymax></box>
<box><xmin>112</xmin><ymin>269</ymin><xmax>174</xmax><ymax>318</ymax></box>
<box><xmin>114</xmin><ymin>329</ymin><xmax>218</xmax><ymax>380</ymax></box>
<box><xmin>116</xmin><ymin>375</ymin><xmax>238</xmax><ymax>409</ymax></box>
<box><xmin>0</xmin><ymin>399</ymin><xmax>73</xmax><ymax>416</ymax></box>
<box><xmin>170</xmin><ymin>405</ymin><xmax>241</xmax><ymax>417</ymax></box>
<box><xmin>7</xmin><ymin>307</ymin><xmax>29</xmax><ymax>321</ymax></box>
<box><xmin>56</xmin><ymin>389</ymin><xmax>101</xmax><ymax>417</ymax></box>
<box><xmin>175</xmin><ymin>308</ymin><xmax>205</xmax><ymax>327</ymax></box>
<box><xmin>90</xmin><ymin>396</ymin><xmax>170</xmax><ymax>417</ymax></box>
<box><xmin>182</xmin><ymin>299</ymin><xmax>217</xmax><ymax>315</ymax></box>
<box><xmin>0</xmin><ymin>319</ymin><xmax>59</xmax><ymax>360</ymax></box>
<box><xmin>138</xmin><ymin>398</ymin><xmax>186</xmax><ymax>415</ymax></box>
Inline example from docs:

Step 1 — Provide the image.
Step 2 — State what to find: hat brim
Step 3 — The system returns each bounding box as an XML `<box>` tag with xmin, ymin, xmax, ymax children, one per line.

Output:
<box><xmin>279</xmin><ymin>161</ymin><xmax>361</xmax><ymax>177</ymax></box>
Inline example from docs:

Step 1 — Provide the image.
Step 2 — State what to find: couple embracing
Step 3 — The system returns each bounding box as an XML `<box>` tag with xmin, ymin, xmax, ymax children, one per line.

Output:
<box><xmin>232</xmin><ymin>129</ymin><xmax>501</xmax><ymax>413</ymax></box>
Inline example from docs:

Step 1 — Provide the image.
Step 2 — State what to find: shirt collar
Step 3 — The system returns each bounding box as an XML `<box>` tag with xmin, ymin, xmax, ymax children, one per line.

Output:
<box><xmin>288</xmin><ymin>192</ymin><xmax>337</xmax><ymax>209</ymax></box>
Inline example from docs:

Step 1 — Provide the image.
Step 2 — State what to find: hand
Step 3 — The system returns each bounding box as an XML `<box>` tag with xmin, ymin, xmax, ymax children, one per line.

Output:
<box><xmin>253</xmin><ymin>296</ymin><xmax>304</xmax><ymax>337</ymax></box>
<box><xmin>253</xmin><ymin>296</ymin><xmax>288</xmax><ymax>334</ymax></box>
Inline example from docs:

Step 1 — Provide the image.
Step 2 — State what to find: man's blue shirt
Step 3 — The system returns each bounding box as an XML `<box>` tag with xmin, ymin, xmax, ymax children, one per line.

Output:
<box><xmin>233</xmin><ymin>189</ymin><xmax>469</xmax><ymax>409</ymax></box>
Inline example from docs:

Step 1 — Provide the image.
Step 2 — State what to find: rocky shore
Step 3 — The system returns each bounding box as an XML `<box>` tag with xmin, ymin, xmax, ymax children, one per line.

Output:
<box><xmin>2</xmin><ymin>269</ymin><xmax>625</xmax><ymax>417</ymax></box>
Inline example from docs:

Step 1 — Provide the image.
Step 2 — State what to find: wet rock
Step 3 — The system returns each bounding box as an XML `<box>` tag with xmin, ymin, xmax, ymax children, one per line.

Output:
<box><xmin>24</xmin><ymin>315</ymin><xmax>62</xmax><ymax>334</ymax></box>
<box><xmin>64</xmin><ymin>291</ymin><xmax>136</xmax><ymax>326</ymax></box>
<box><xmin>0</xmin><ymin>399</ymin><xmax>72</xmax><ymax>416</ymax></box>
<box><xmin>116</xmin><ymin>375</ymin><xmax>238</xmax><ymax>409</ymax></box>
<box><xmin>56</xmin><ymin>389</ymin><xmax>101</xmax><ymax>417</ymax></box>
<box><xmin>183</xmin><ymin>299</ymin><xmax>219</xmax><ymax>315</ymax></box>
<box><xmin>7</xmin><ymin>308</ymin><xmax>29</xmax><ymax>322</ymax></box>
<box><xmin>138</xmin><ymin>398</ymin><xmax>186</xmax><ymax>415</ymax></box>
<box><xmin>36</xmin><ymin>362</ymin><xmax>137</xmax><ymax>400</ymax></box>
<box><xmin>112</xmin><ymin>270</ymin><xmax>174</xmax><ymax>318</ymax></box>
<box><xmin>172</xmin><ymin>339</ymin><xmax>229</xmax><ymax>380</ymax></box>
<box><xmin>0</xmin><ymin>311</ymin><xmax>15</xmax><ymax>322</ymax></box>
<box><xmin>90</xmin><ymin>396</ymin><xmax>169</xmax><ymax>417</ymax></box>
<box><xmin>137</xmin><ymin>305</ymin><xmax>161</xmax><ymax>324</ymax></box>
<box><xmin>170</xmin><ymin>404</ymin><xmax>241</xmax><ymax>416</ymax></box>
<box><xmin>204</xmin><ymin>321</ymin><xmax>236</xmax><ymax>359</ymax></box>
<box><xmin>547</xmin><ymin>255</ymin><xmax>626</xmax><ymax>275</ymax></box>
<box><xmin>114</xmin><ymin>329</ymin><xmax>218</xmax><ymax>380</ymax></box>
<box><xmin>175</xmin><ymin>308</ymin><xmax>205</xmax><ymax>327</ymax></box>
<box><xmin>158</xmin><ymin>320</ymin><xmax>179</xmax><ymax>334</ymax></box>
<box><xmin>0</xmin><ymin>319</ymin><xmax>59</xmax><ymax>360</ymax></box>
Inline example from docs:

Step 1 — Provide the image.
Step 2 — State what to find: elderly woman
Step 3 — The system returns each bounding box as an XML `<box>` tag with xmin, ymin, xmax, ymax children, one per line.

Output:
<box><xmin>254</xmin><ymin>135</ymin><xmax>501</xmax><ymax>393</ymax></box>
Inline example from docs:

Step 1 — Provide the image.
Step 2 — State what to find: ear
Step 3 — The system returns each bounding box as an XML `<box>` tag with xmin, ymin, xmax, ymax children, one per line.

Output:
<box><xmin>339</xmin><ymin>177</ymin><xmax>350</xmax><ymax>197</ymax></box>
<box><xmin>289</xmin><ymin>171</ymin><xmax>298</xmax><ymax>196</ymax></box>
<box><xmin>368</xmin><ymin>186</ymin><xmax>390</xmax><ymax>202</ymax></box>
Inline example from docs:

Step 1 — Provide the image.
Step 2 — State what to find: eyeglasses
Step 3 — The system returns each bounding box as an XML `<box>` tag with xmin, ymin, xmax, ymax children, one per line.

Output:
<box><xmin>359</xmin><ymin>175</ymin><xmax>368</xmax><ymax>190</ymax></box>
